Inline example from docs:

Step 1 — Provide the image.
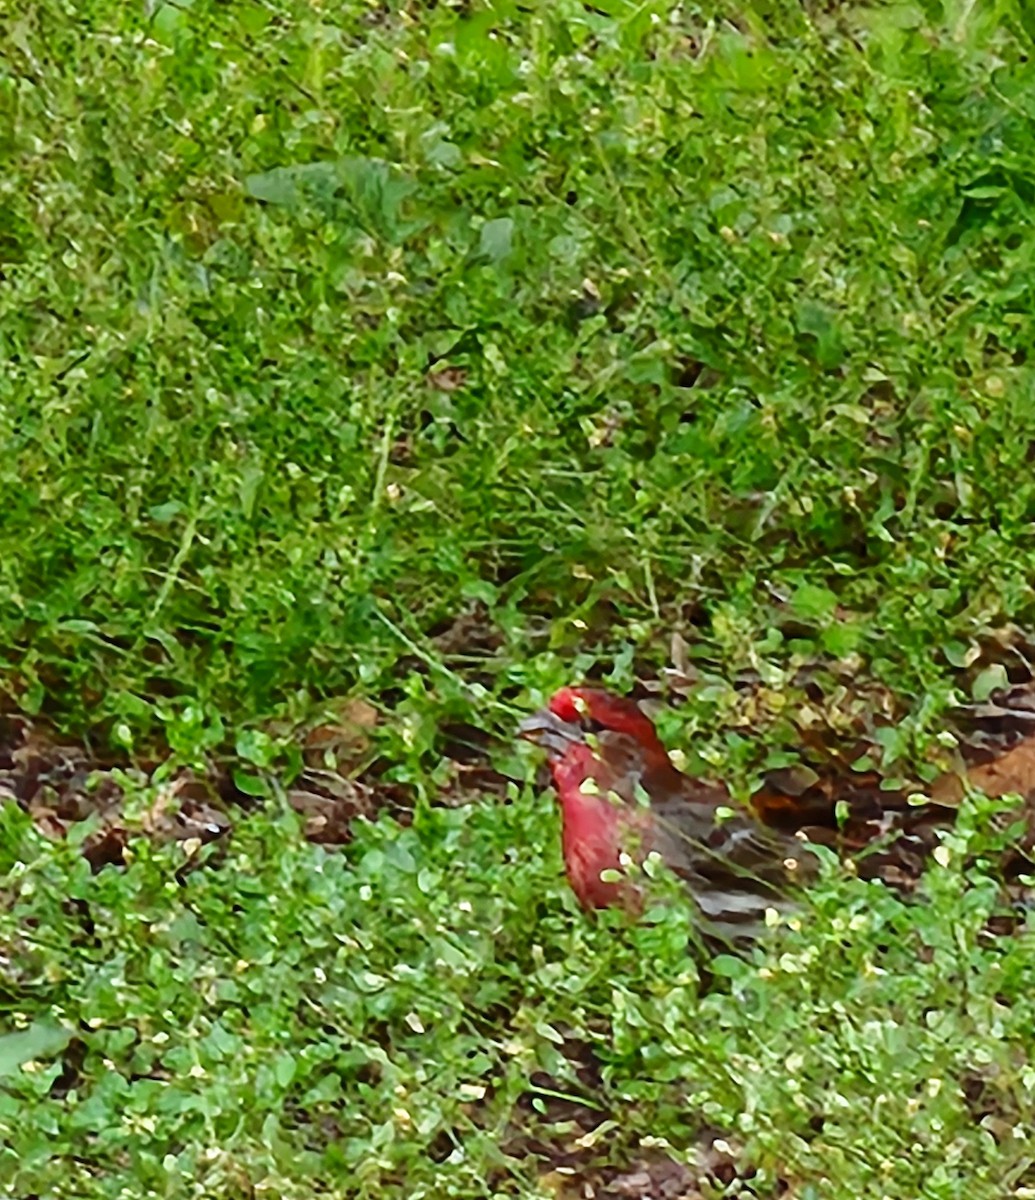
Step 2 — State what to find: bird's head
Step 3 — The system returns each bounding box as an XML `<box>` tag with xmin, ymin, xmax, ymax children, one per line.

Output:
<box><xmin>517</xmin><ymin>686</ymin><xmax>670</xmax><ymax>767</ymax></box>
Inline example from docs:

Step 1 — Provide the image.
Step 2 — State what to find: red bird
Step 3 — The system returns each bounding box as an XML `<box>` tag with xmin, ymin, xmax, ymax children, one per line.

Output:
<box><xmin>518</xmin><ymin>686</ymin><xmax>822</xmax><ymax>942</ymax></box>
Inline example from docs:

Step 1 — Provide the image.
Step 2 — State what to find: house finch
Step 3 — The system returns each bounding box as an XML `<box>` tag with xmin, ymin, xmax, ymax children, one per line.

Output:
<box><xmin>519</xmin><ymin>686</ymin><xmax>823</xmax><ymax>942</ymax></box>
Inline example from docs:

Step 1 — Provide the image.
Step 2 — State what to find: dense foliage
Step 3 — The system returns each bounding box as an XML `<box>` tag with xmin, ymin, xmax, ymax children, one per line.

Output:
<box><xmin>3</xmin><ymin>1</ymin><xmax>1035</xmax><ymax>1195</ymax></box>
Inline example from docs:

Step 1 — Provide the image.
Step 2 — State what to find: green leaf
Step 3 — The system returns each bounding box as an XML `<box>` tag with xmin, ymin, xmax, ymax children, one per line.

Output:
<box><xmin>55</xmin><ymin>619</ymin><xmax>101</xmax><ymax>635</ymax></box>
<box><xmin>709</xmin><ymin>955</ymin><xmax>749</xmax><ymax>980</ymax></box>
<box><xmin>790</xmin><ymin>584</ymin><xmax>838</xmax><ymax>622</ymax></box>
<box><xmin>0</xmin><ymin>1023</ymin><xmax>71</xmax><ymax>1077</ymax></box>
<box><xmin>244</xmin><ymin>161</ymin><xmax>341</xmax><ymax>209</ymax></box>
<box><xmin>479</xmin><ymin>217</ymin><xmax>514</xmax><ymax>263</ymax></box>
<box><xmin>149</xmin><ymin>500</ymin><xmax>183</xmax><ymax>524</ymax></box>
<box><xmin>971</xmin><ymin>664</ymin><xmax>1008</xmax><ymax>703</ymax></box>
<box><xmin>821</xmin><ymin>621</ymin><xmax>862</xmax><ymax>656</ymax></box>
<box><xmin>236</xmin><ymin>728</ymin><xmax>276</xmax><ymax>768</ymax></box>
<box><xmin>274</xmin><ymin>1052</ymin><xmax>297</xmax><ymax>1088</ymax></box>
<box><xmin>460</xmin><ymin>578</ymin><xmax>498</xmax><ymax>606</ymax></box>
<box><xmin>232</xmin><ymin>768</ymin><xmax>268</xmax><ymax>797</ymax></box>
<box><xmin>944</xmin><ymin>640</ymin><xmax>975</xmax><ymax>669</ymax></box>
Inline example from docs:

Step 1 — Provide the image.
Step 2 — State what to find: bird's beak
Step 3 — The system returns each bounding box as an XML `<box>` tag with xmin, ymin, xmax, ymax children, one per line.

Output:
<box><xmin>517</xmin><ymin>709</ymin><xmax>583</xmax><ymax>758</ymax></box>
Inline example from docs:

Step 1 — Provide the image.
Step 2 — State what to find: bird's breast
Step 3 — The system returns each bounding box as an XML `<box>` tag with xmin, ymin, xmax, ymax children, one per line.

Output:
<box><xmin>559</xmin><ymin>792</ymin><xmax>644</xmax><ymax>910</ymax></box>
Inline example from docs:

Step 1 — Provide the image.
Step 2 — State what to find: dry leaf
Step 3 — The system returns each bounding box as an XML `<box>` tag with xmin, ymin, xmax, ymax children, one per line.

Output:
<box><xmin>304</xmin><ymin>697</ymin><xmax>379</xmax><ymax>773</ymax></box>
<box><xmin>426</xmin><ymin>366</ymin><xmax>467</xmax><ymax>391</ymax></box>
<box><xmin>933</xmin><ymin>738</ymin><xmax>1035</xmax><ymax>805</ymax></box>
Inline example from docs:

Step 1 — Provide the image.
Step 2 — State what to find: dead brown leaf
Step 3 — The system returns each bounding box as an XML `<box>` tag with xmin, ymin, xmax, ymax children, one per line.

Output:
<box><xmin>932</xmin><ymin>739</ymin><xmax>1035</xmax><ymax>806</ymax></box>
<box><xmin>304</xmin><ymin>697</ymin><xmax>379</xmax><ymax>773</ymax></box>
<box><xmin>287</xmin><ymin>783</ymin><xmax>368</xmax><ymax>844</ymax></box>
<box><xmin>429</xmin><ymin>604</ymin><xmax>503</xmax><ymax>658</ymax></box>
<box><xmin>426</xmin><ymin>366</ymin><xmax>467</xmax><ymax>391</ymax></box>
<box><xmin>534</xmin><ymin>1135</ymin><xmax>776</xmax><ymax>1200</ymax></box>
<box><xmin>603</xmin><ymin>1156</ymin><xmax>704</xmax><ymax>1199</ymax></box>
<box><xmin>83</xmin><ymin>826</ymin><xmax>129</xmax><ymax>872</ymax></box>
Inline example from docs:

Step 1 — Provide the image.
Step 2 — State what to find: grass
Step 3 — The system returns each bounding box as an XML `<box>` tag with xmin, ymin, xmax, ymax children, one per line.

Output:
<box><xmin>3</xmin><ymin>0</ymin><xmax>1035</xmax><ymax>1195</ymax></box>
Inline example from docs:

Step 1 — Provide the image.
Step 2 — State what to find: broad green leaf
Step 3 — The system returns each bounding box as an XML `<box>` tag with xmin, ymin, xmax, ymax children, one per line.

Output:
<box><xmin>479</xmin><ymin>217</ymin><xmax>514</xmax><ymax>262</ymax></box>
<box><xmin>0</xmin><ymin>1024</ymin><xmax>71</xmax><ymax>1078</ymax></box>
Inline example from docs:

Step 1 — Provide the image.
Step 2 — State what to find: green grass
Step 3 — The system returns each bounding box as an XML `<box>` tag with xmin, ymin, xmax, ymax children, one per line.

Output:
<box><xmin>4</xmin><ymin>0</ymin><xmax>1035</xmax><ymax>1195</ymax></box>
<box><xmin>5</xmin><ymin>0</ymin><xmax>1035</xmax><ymax>749</ymax></box>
